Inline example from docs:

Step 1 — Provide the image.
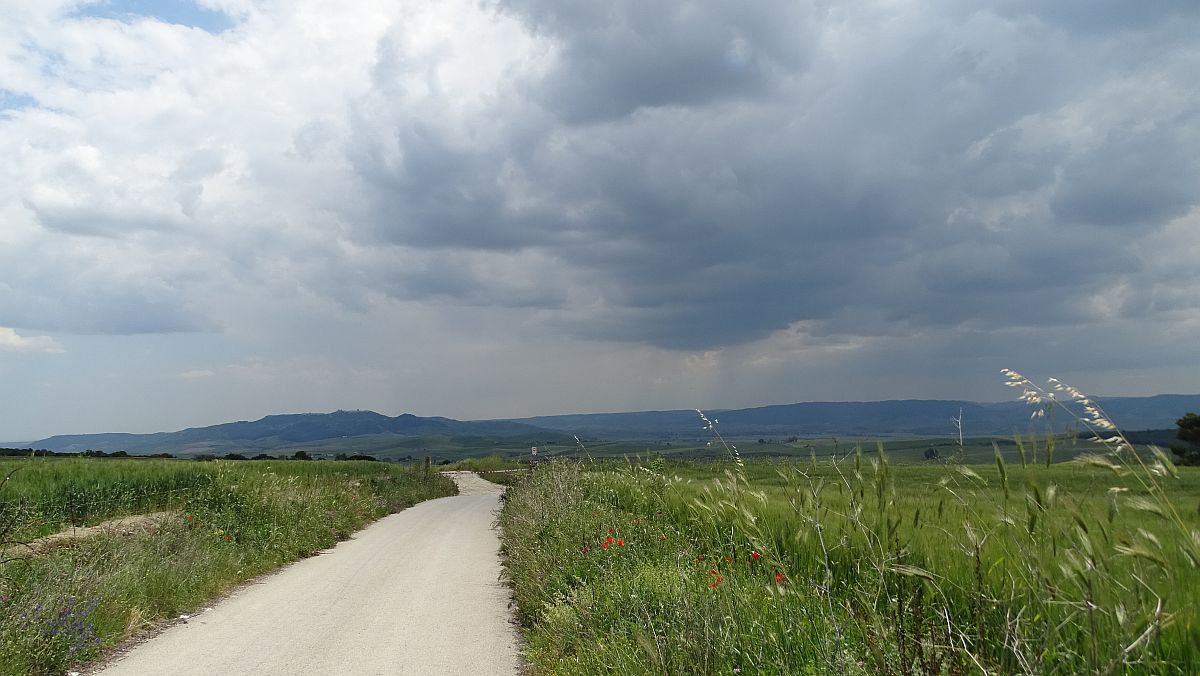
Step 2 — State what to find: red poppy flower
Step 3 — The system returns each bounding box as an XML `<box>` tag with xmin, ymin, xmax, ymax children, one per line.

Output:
<box><xmin>606</xmin><ymin>537</ymin><xmax>614</xmax><ymax>544</ymax></box>
<box><xmin>716</xmin><ymin>576</ymin><xmax>724</xmax><ymax>583</ymax></box>
<box><xmin>775</xmin><ymin>572</ymin><xmax>787</xmax><ymax>584</ymax></box>
<box><xmin>724</xmin><ymin>556</ymin><xmax>731</xmax><ymax>562</ymax></box>
<box><xmin>616</xmin><ymin>540</ymin><xmax>625</xmax><ymax>546</ymax></box>
<box><xmin>602</xmin><ymin>543</ymin><xmax>609</xmax><ymax>549</ymax></box>
<box><xmin>751</xmin><ymin>551</ymin><xmax>761</xmax><ymax>560</ymax></box>
<box><xmin>697</xmin><ymin>554</ymin><xmax>705</xmax><ymax>561</ymax></box>
<box><xmin>709</xmin><ymin>569</ymin><xmax>718</xmax><ymax>575</ymax></box>
<box><xmin>709</xmin><ymin>582</ymin><xmax>718</xmax><ymax>588</ymax></box>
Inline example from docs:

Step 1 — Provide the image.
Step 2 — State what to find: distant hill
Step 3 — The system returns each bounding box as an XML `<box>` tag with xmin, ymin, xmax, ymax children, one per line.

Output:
<box><xmin>27</xmin><ymin>410</ymin><xmax>558</xmax><ymax>457</ymax></box>
<box><xmin>19</xmin><ymin>394</ymin><xmax>1198</xmax><ymax>458</ymax></box>
<box><xmin>509</xmin><ymin>394</ymin><xmax>1200</xmax><ymax>439</ymax></box>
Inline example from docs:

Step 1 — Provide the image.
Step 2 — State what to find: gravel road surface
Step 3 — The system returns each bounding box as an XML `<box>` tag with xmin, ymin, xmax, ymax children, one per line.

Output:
<box><xmin>93</xmin><ymin>472</ymin><xmax>521</xmax><ymax>676</ymax></box>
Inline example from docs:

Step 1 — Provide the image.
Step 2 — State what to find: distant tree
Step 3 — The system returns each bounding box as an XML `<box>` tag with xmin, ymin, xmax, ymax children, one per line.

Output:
<box><xmin>223</xmin><ymin>453</ymin><xmax>248</xmax><ymax>461</ymax></box>
<box><xmin>757</xmin><ymin>438</ymin><xmax>767</xmax><ymax>445</ymax></box>
<box><xmin>924</xmin><ymin>447</ymin><xmax>941</xmax><ymax>461</ymax></box>
<box><xmin>1177</xmin><ymin>413</ymin><xmax>1200</xmax><ymax>444</ymax></box>
<box><xmin>0</xmin><ymin>448</ymin><xmax>51</xmax><ymax>457</ymax></box>
<box><xmin>110</xmin><ymin>451</ymin><xmax>129</xmax><ymax>458</ymax></box>
<box><xmin>252</xmin><ymin>453</ymin><xmax>274</xmax><ymax>460</ymax></box>
<box><xmin>292</xmin><ymin>450</ymin><xmax>312</xmax><ymax>461</ymax></box>
<box><xmin>347</xmin><ymin>454</ymin><xmax>377</xmax><ymax>462</ymax></box>
<box><xmin>335</xmin><ymin>453</ymin><xmax>348</xmax><ymax>461</ymax></box>
<box><xmin>1171</xmin><ymin>413</ymin><xmax>1200</xmax><ymax>466</ymax></box>
<box><xmin>194</xmin><ymin>454</ymin><xmax>218</xmax><ymax>462</ymax></box>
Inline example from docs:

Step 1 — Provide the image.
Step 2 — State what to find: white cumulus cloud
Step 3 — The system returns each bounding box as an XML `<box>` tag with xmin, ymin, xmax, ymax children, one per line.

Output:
<box><xmin>0</xmin><ymin>327</ymin><xmax>64</xmax><ymax>353</ymax></box>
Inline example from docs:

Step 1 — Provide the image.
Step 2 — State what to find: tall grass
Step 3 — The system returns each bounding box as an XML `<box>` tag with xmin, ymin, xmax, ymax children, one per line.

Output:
<box><xmin>499</xmin><ymin>376</ymin><xmax>1199</xmax><ymax>674</ymax></box>
<box><xmin>0</xmin><ymin>458</ymin><xmax>456</xmax><ymax>675</ymax></box>
<box><xmin>0</xmin><ymin>458</ymin><xmax>217</xmax><ymax>541</ymax></box>
<box><xmin>443</xmin><ymin>454</ymin><xmax>527</xmax><ymax>472</ymax></box>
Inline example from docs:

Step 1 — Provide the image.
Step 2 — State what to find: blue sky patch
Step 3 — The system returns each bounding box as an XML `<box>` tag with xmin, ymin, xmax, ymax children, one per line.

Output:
<box><xmin>75</xmin><ymin>0</ymin><xmax>234</xmax><ymax>33</ymax></box>
<box><xmin>0</xmin><ymin>90</ymin><xmax>38</xmax><ymax>114</ymax></box>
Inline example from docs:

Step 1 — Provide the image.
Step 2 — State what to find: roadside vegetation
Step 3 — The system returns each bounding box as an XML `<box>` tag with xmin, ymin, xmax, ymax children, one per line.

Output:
<box><xmin>443</xmin><ymin>454</ymin><xmax>526</xmax><ymax>472</ymax></box>
<box><xmin>499</xmin><ymin>375</ymin><xmax>1200</xmax><ymax>674</ymax></box>
<box><xmin>444</xmin><ymin>454</ymin><xmax>530</xmax><ymax>487</ymax></box>
<box><xmin>0</xmin><ymin>458</ymin><xmax>456</xmax><ymax>675</ymax></box>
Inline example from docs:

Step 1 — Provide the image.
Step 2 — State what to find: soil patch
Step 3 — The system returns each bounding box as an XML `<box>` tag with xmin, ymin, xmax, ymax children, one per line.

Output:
<box><xmin>3</xmin><ymin>511</ymin><xmax>176</xmax><ymax>560</ymax></box>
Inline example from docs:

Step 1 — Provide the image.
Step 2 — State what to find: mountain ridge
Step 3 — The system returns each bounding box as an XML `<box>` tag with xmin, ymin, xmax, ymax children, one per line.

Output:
<box><xmin>505</xmin><ymin>394</ymin><xmax>1200</xmax><ymax>438</ymax></box>
<box><xmin>22</xmin><ymin>410</ymin><xmax>550</xmax><ymax>455</ymax></box>
<box><xmin>13</xmin><ymin>394</ymin><xmax>1198</xmax><ymax>455</ymax></box>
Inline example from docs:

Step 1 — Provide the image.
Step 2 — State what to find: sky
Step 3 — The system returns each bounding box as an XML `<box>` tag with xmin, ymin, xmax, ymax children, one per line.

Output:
<box><xmin>1</xmin><ymin>0</ymin><xmax>1198</xmax><ymax>440</ymax></box>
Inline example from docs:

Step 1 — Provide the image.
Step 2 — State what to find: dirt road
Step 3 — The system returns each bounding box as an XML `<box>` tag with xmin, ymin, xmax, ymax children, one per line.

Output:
<box><xmin>93</xmin><ymin>472</ymin><xmax>521</xmax><ymax>676</ymax></box>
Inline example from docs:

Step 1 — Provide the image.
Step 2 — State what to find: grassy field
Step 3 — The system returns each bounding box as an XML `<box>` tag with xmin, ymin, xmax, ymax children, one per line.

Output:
<box><xmin>499</xmin><ymin>448</ymin><xmax>1200</xmax><ymax>674</ymax></box>
<box><xmin>143</xmin><ymin>430</ymin><xmax>576</xmax><ymax>462</ymax></box>
<box><xmin>526</xmin><ymin>432</ymin><xmax>1114</xmax><ymax>465</ymax></box>
<box><xmin>0</xmin><ymin>457</ymin><xmax>456</xmax><ymax>675</ymax></box>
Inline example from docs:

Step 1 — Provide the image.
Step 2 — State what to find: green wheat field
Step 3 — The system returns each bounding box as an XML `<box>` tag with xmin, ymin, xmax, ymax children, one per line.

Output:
<box><xmin>499</xmin><ymin>448</ymin><xmax>1200</xmax><ymax>674</ymax></box>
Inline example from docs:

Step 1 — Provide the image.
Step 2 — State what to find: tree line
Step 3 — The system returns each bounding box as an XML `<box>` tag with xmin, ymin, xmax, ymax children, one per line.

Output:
<box><xmin>0</xmin><ymin>448</ymin><xmax>381</xmax><ymax>462</ymax></box>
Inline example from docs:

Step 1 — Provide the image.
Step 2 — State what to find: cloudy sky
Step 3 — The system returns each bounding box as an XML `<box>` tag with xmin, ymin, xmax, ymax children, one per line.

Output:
<box><xmin>1</xmin><ymin>0</ymin><xmax>1198</xmax><ymax>439</ymax></box>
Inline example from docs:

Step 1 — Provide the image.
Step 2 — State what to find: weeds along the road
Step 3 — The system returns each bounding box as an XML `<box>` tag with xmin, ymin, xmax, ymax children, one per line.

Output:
<box><xmin>446</xmin><ymin>454</ymin><xmax>529</xmax><ymax>487</ymax></box>
<box><xmin>499</xmin><ymin>390</ymin><xmax>1200</xmax><ymax>673</ymax></box>
<box><xmin>0</xmin><ymin>458</ymin><xmax>456</xmax><ymax>676</ymax></box>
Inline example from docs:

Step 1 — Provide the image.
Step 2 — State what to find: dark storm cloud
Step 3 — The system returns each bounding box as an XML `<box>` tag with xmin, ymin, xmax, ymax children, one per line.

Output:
<box><xmin>0</xmin><ymin>280</ymin><xmax>209</xmax><ymax>334</ymax></box>
<box><xmin>344</xmin><ymin>1</ymin><xmax>1200</xmax><ymax>351</ymax></box>
<box><xmin>496</xmin><ymin>0</ymin><xmax>812</xmax><ymax>123</ymax></box>
<box><xmin>348</xmin><ymin>120</ymin><xmax>548</xmax><ymax>251</ymax></box>
<box><xmin>997</xmin><ymin>1</ymin><xmax>1199</xmax><ymax>34</ymax></box>
<box><xmin>956</xmin><ymin>127</ymin><xmax>1063</xmax><ymax>198</ymax></box>
<box><xmin>1050</xmin><ymin>122</ymin><xmax>1200</xmax><ymax>228</ymax></box>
